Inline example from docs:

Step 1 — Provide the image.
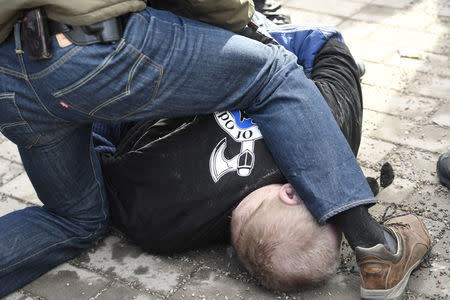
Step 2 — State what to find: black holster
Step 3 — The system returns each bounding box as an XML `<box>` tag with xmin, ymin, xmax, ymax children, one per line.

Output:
<box><xmin>21</xmin><ymin>8</ymin><xmax>124</xmax><ymax>61</ymax></box>
<box><xmin>60</xmin><ymin>18</ymin><xmax>123</xmax><ymax>46</ymax></box>
<box><xmin>21</xmin><ymin>9</ymin><xmax>52</xmax><ymax>60</ymax></box>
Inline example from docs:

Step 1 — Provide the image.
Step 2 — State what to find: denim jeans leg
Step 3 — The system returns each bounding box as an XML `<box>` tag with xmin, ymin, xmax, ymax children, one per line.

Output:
<box><xmin>0</xmin><ymin>124</ymin><xmax>109</xmax><ymax>296</ymax></box>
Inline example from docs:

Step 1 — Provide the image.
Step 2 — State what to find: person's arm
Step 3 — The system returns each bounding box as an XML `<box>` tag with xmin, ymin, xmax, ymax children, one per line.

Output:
<box><xmin>150</xmin><ymin>0</ymin><xmax>255</xmax><ymax>32</ymax></box>
<box><xmin>311</xmin><ymin>38</ymin><xmax>363</xmax><ymax>156</ymax></box>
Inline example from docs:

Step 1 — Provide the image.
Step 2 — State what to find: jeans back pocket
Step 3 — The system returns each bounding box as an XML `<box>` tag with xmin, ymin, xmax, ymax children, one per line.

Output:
<box><xmin>0</xmin><ymin>92</ymin><xmax>39</xmax><ymax>148</ymax></box>
<box><xmin>52</xmin><ymin>40</ymin><xmax>163</xmax><ymax>121</ymax></box>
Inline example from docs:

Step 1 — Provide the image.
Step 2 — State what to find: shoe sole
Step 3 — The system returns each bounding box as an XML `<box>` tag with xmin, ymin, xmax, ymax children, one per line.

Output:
<box><xmin>360</xmin><ymin>248</ymin><xmax>431</xmax><ymax>300</ymax></box>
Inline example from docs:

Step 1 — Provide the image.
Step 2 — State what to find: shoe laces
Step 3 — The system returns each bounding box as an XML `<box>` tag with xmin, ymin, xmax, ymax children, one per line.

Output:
<box><xmin>386</xmin><ymin>222</ymin><xmax>410</xmax><ymax>230</ymax></box>
<box><xmin>380</xmin><ymin>203</ymin><xmax>409</xmax><ymax>222</ymax></box>
<box><xmin>380</xmin><ymin>203</ymin><xmax>410</xmax><ymax>229</ymax></box>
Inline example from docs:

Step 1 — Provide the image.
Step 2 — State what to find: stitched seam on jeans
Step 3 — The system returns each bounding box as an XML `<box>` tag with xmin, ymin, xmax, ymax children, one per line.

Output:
<box><xmin>0</xmin><ymin>232</ymin><xmax>95</xmax><ymax>273</ymax></box>
<box><xmin>134</xmin><ymin>12</ymin><xmax>150</xmax><ymax>24</ymax></box>
<box><xmin>25</xmin><ymin>134</ymin><xmax>42</xmax><ymax>149</ymax></box>
<box><xmin>13</xmin><ymin>92</ymin><xmax>37</xmax><ymax>137</ymax></box>
<box><xmin>116</xmin><ymin>45</ymin><xmax>163</xmax><ymax>120</ymax></box>
<box><xmin>0</xmin><ymin>121</ymin><xmax>27</xmax><ymax>131</ymax></box>
<box><xmin>52</xmin><ymin>40</ymin><xmax>126</xmax><ymax>98</ymax></box>
<box><xmin>319</xmin><ymin>197</ymin><xmax>376</xmax><ymax>223</ymax></box>
<box><xmin>93</xmin><ymin>45</ymin><xmax>163</xmax><ymax>121</ymax></box>
<box><xmin>0</xmin><ymin>66</ymin><xmax>26</xmax><ymax>79</ymax></box>
<box><xmin>0</xmin><ymin>92</ymin><xmax>15</xmax><ymax>99</ymax></box>
<box><xmin>0</xmin><ymin>92</ymin><xmax>40</xmax><ymax>147</ymax></box>
<box><xmin>11</xmin><ymin>92</ymin><xmax>34</xmax><ymax>134</ymax></box>
<box><xmin>0</xmin><ymin>92</ymin><xmax>32</xmax><ymax>133</ymax></box>
<box><xmin>89</xmin><ymin>138</ymin><xmax>108</xmax><ymax>223</ymax></box>
<box><xmin>89</xmin><ymin>91</ymin><xmax>128</xmax><ymax>116</ymax></box>
<box><xmin>88</xmin><ymin>53</ymin><xmax>144</xmax><ymax>116</ymax></box>
<box><xmin>126</xmin><ymin>53</ymin><xmax>144</xmax><ymax>91</ymax></box>
<box><xmin>9</xmin><ymin>49</ymin><xmax>67</xmax><ymax>123</ymax></box>
<box><xmin>89</xmin><ymin>136</ymin><xmax>109</xmax><ymax>227</ymax></box>
<box><xmin>28</xmin><ymin>47</ymin><xmax>84</xmax><ymax>79</ymax></box>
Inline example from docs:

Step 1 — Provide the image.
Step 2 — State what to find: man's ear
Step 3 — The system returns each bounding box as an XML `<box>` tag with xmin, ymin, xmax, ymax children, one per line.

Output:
<box><xmin>279</xmin><ymin>183</ymin><xmax>302</xmax><ymax>205</ymax></box>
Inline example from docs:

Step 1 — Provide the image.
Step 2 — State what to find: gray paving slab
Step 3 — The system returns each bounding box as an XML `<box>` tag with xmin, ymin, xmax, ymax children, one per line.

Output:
<box><xmin>432</xmin><ymin>226</ymin><xmax>450</xmax><ymax>260</ymax></box>
<box><xmin>286</xmin><ymin>0</ymin><xmax>366</xmax><ymax>17</ymax></box>
<box><xmin>407</xmin><ymin>218</ymin><xmax>450</xmax><ymax>299</ymax></box>
<box><xmin>0</xmin><ymin>172</ymin><xmax>41</xmax><ymax>205</ymax></box>
<box><xmin>377</xmin><ymin>12</ymin><xmax>436</xmax><ymax>33</ymax></box>
<box><xmin>337</xmin><ymin>19</ymin><xmax>380</xmax><ymax>40</ymax></box>
<box><xmin>293</xmin><ymin>273</ymin><xmax>361</xmax><ymax>300</ymax></box>
<box><xmin>0</xmin><ymin>139</ymin><xmax>21</xmax><ymax>163</ymax></box>
<box><xmin>1</xmin><ymin>293</ymin><xmax>33</xmax><ymax>300</ymax></box>
<box><xmin>362</xmin><ymin>85</ymin><xmax>440</xmax><ymax>119</ymax></box>
<box><xmin>351</xmin><ymin>5</ymin><xmax>405</xmax><ymax>24</ymax></box>
<box><xmin>371</xmin><ymin>0</ymin><xmax>413</xmax><ymax>9</ymax></box>
<box><xmin>360</xmin><ymin>165</ymin><xmax>380</xmax><ymax>179</ymax></box>
<box><xmin>0</xmin><ymin>0</ymin><xmax>449</xmax><ymax>299</ymax></box>
<box><xmin>386</xmin><ymin>148</ymin><xmax>443</xmax><ymax>184</ymax></box>
<box><xmin>358</xmin><ymin>136</ymin><xmax>396</xmax><ymax>167</ymax></box>
<box><xmin>180</xmin><ymin>246</ymin><xmax>248</xmax><ymax>277</ymax></box>
<box><xmin>403</xmin><ymin>184</ymin><xmax>450</xmax><ymax>222</ymax></box>
<box><xmin>171</xmin><ymin>268</ymin><xmax>278</xmax><ymax>300</ymax></box>
<box><xmin>0</xmin><ymin>158</ymin><xmax>23</xmax><ymax>186</ymax></box>
<box><xmin>408</xmin><ymin>74</ymin><xmax>450</xmax><ymax>100</ymax></box>
<box><xmin>426</xmin><ymin>17</ymin><xmax>450</xmax><ymax>35</ymax></box>
<box><xmin>373</xmin><ymin>177</ymin><xmax>418</xmax><ymax>206</ymax></box>
<box><xmin>362</xmin><ymin>112</ymin><xmax>449</xmax><ymax>154</ymax></box>
<box><xmin>96</xmin><ymin>281</ymin><xmax>161</xmax><ymax>300</ymax></box>
<box><xmin>384</xmin><ymin>51</ymin><xmax>450</xmax><ymax>78</ymax></box>
<box><xmin>361</xmin><ymin>62</ymin><xmax>414</xmax><ymax>91</ymax></box>
<box><xmin>287</xmin><ymin>9</ymin><xmax>344</xmax><ymax>26</ymax></box>
<box><xmin>74</xmin><ymin>235</ymin><xmax>195</xmax><ymax>295</ymax></box>
<box><xmin>432</xmin><ymin>101</ymin><xmax>450</xmax><ymax>127</ymax></box>
<box><xmin>438</xmin><ymin>0</ymin><xmax>450</xmax><ymax>17</ymax></box>
<box><xmin>22</xmin><ymin>263</ymin><xmax>110</xmax><ymax>300</ymax></box>
<box><xmin>0</xmin><ymin>195</ymin><xmax>28</xmax><ymax>216</ymax></box>
<box><xmin>362</xmin><ymin>110</ymin><xmax>416</xmax><ymax>145</ymax></box>
<box><xmin>401</xmin><ymin>123</ymin><xmax>449</xmax><ymax>153</ymax></box>
<box><xmin>345</xmin><ymin>39</ymin><xmax>395</xmax><ymax>63</ymax></box>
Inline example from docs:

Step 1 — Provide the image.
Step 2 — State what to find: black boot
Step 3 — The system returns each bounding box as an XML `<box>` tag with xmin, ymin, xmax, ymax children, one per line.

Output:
<box><xmin>437</xmin><ymin>152</ymin><xmax>450</xmax><ymax>188</ymax></box>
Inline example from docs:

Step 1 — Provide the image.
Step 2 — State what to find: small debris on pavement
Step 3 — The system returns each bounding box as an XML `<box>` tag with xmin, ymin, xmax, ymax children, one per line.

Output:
<box><xmin>398</xmin><ymin>48</ymin><xmax>424</xmax><ymax>59</ymax></box>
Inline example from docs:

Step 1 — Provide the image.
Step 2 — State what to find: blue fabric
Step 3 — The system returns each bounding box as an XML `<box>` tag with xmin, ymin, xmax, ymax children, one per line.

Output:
<box><xmin>269</xmin><ymin>25</ymin><xmax>344</xmax><ymax>77</ymax></box>
<box><xmin>0</xmin><ymin>7</ymin><xmax>374</xmax><ymax>295</ymax></box>
<box><xmin>252</xmin><ymin>11</ymin><xmax>344</xmax><ymax>77</ymax></box>
<box><xmin>92</xmin><ymin>122</ymin><xmax>121</xmax><ymax>153</ymax></box>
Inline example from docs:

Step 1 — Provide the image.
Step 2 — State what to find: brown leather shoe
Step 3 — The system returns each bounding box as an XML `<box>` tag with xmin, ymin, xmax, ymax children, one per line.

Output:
<box><xmin>355</xmin><ymin>214</ymin><xmax>431</xmax><ymax>300</ymax></box>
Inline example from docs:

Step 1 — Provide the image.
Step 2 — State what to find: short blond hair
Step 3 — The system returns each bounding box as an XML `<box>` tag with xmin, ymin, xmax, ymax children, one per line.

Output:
<box><xmin>233</xmin><ymin>192</ymin><xmax>341</xmax><ymax>291</ymax></box>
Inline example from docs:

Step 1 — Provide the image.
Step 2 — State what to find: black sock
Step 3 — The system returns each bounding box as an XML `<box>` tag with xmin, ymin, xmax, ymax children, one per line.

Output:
<box><xmin>330</xmin><ymin>205</ymin><xmax>397</xmax><ymax>253</ymax></box>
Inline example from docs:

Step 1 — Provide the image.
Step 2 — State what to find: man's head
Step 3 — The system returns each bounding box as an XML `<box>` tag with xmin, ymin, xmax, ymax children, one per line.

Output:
<box><xmin>231</xmin><ymin>184</ymin><xmax>342</xmax><ymax>291</ymax></box>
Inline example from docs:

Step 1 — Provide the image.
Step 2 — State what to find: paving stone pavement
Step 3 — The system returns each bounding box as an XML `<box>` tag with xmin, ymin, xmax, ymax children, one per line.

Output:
<box><xmin>1</xmin><ymin>0</ymin><xmax>449</xmax><ymax>299</ymax></box>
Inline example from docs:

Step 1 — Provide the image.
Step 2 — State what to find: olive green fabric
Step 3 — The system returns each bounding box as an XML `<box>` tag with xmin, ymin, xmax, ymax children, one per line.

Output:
<box><xmin>0</xmin><ymin>0</ymin><xmax>146</xmax><ymax>43</ymax></box>
<box><xmin>151</xmin><ymin>0</ymin><xmax>254</xmax><ymax>32</ymax></box>
<box><xmin>0</xmin><ymin>0</ymin><xmax>254</xmax><ymax>44</ymax></box>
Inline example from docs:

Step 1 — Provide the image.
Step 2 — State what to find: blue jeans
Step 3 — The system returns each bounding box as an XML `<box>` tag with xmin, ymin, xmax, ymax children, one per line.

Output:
<box><xmin>0</xmin><ymin>7</ymin><xmax>375</xmax><ymax>295</ymax></box>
